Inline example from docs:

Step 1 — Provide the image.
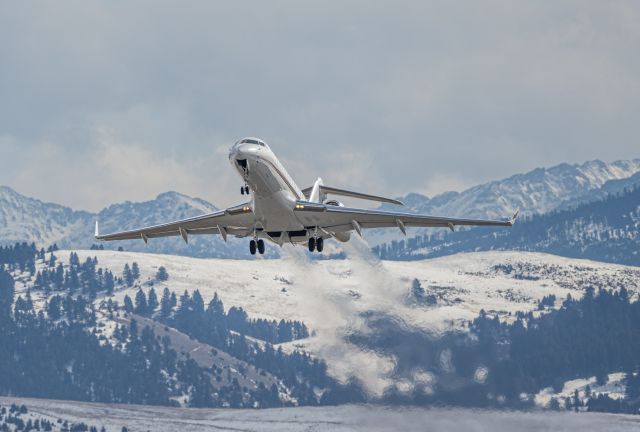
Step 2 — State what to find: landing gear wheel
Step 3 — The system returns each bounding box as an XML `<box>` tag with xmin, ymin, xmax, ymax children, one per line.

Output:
<box><xmin>316</xmin><ymin>237</ymin><xmax>324</xmax><ymax>252</ymax></box>
<box><xmin>308</xmin><ymin>237</ymin><xmax>316</xmax><ymax>252</ymax></box>
<box><xmin>241</xmin><ymin>186</ymin><xmax>245</xmax><ymax>195</ymax></box>
<box><xmin>257</xmin><ymin>239</ymin><xmax>265</xmax><ymax>255</ymax></box>
<box><xmin>244</xmin><ymin>185</ymin><xmax>250</xmax><ymax>195</ymax></box>
<box><xmin>249</xmin><ymin>240</ymin><xmax>257</xmax><ymax>255</ymax></box>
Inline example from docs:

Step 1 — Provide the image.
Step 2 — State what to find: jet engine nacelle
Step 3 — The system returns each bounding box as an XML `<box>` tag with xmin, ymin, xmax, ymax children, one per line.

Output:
<box><xmin>321</xmin><ymin>198</ymin><xmax>350</xmax><ymax>242</ymax></box>
<box><xmin>333</xmin><ymin>231</ymin><xmax>351</xmax><ymax>243</ymax></box>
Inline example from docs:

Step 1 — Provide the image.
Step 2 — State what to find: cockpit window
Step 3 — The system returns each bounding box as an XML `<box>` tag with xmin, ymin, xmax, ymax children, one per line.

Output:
<box><xmin>240</xmin><ymin>138</ymin><xmax>266</xmax><ymax>147</ymax></box>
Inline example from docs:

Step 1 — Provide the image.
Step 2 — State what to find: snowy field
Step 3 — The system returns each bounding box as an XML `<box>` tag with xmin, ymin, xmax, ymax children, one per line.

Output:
<box><xmin>18</xmin><ymin>245</ymin><xmax>639</xmax><ymax>397</ymax></box>
<box><xmin>2</xmin><ymin>397</ymin><xmax>639</xmax><ymax>432</ymax></box>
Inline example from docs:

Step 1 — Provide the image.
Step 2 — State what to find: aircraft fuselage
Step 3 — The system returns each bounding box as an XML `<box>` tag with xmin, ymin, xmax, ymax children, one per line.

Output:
<box><xmin>229</xmin><ymin>138</ymin><xmax>310</xmax><ymax>236</ymax></box>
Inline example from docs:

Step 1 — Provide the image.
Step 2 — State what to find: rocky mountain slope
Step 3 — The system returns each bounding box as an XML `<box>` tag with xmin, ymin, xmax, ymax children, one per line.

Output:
<box><xmin>1</xmin><ymin>158</ymin><xmax>639</xmax><ymax>257</ymax></box>
<box><xmin>0</xmin><ymin>187</ymin><xmax>248</xmax><ymax>258</ymax></box>
<box><xmin>375</xmin><ymin>185</ymin><xmax>640</xmax><ymax>265</ymax></box>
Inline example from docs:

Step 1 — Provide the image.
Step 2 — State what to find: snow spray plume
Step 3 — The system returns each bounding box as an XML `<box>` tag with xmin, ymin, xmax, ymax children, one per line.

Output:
<box><xmin>283</xmin><ymin>236</ymin><xmax>492</xmax><ymax>402</ymax></box>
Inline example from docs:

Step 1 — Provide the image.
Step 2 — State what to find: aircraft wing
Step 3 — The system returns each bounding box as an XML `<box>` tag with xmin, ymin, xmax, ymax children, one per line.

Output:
<box><xmin>95</xmin><ymin>203</ymin><xmax>255</xmax><ymax>243</ymax></box>
<box><xmin>293</xmin><ymin>202</ymin><xmax>518</xmax><ymax>235</ymax></box>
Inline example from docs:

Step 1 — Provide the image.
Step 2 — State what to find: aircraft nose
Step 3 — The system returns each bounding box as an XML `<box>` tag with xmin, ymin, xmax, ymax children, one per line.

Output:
<box><xmin>229</xmin><ymin>143</ymin><xmax>254</xmax><ymax>167</ymax></box>
<box><xmin>229</xmin><ymin>142</ymin><xmax>244</xmax><ymax>160</ymax></box>
<box><xmin>232</xmin><ymin>143</ymin><xmax>259</xmax><ymax>158</ymax></box>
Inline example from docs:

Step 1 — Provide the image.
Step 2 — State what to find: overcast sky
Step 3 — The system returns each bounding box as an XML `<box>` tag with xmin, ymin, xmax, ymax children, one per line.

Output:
<box><xmin>1</xmin><ymin>1</ymin><xmax>639</xmax><ymax>211</ymax></box>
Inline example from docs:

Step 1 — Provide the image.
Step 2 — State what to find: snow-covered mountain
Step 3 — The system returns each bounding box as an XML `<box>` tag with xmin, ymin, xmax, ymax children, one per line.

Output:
<box><xmin>371</xmin><ymin>158</ymin><xmax>640</xmax><ymax>245</ymax></box>
<box><xmin>1</xmin><ymin>158</ymin><xmax>639</xmax><ymax>257</ymax></box>
<box><xmin>375</xmin><ymin>184</ymin><xmax>640</xmax><ymax>265</ymax></box>
<box><xmin>394</xmin><ymin>159</ymin><xmax>640</xmax><ymax>218</ymax></box>
<box><xmin>91</xmin><ymin>192</ymin><xmax>247</xmax><ymax>258</ymax></box>
<box><xmin>0</xmin><ymin>187</ymin><xmax>249</xmax><ymax>258</ymax></box>
<box><xmin>0</xmin><ymin>186</ymin><xmax>92</xmax><ymax>247</ymax></box>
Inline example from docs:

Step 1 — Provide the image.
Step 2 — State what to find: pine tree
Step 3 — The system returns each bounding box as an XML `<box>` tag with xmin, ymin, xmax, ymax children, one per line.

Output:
<box><xmin>134</xmin><ymin>288</ymin><xmax>148</xmax><ymax>314</ymax></box>
<box><xmin>69</xmin><ymin>252</ymin><xmax>80</xmax><ymax>267</ymax></box>
<box><xmin>123</xmin><ymin>264</ymin><xmax>134</xmax><ymax>287</ymax></box>
<box><xmin>34</xmin><ymin>271</ymin><xmax>43</xmax><ymax>289</ymax></box>
<box><xmin>68</xmin><ymin>267</ymin><xmax>80</xmax><ymax>291</ymax></box>
<box><xmin>156</xmin><ymin>266</ymin><xmax>169</xmax><ymax>281</ymax></box>
<box><xmin>147</xmin><ymin>288</ymin><xmax>159</xmax><ymax>313</ymax></box>
<box><xmin>0</xmin><ymin>268</ymin><xmax>15</xmax><ymax>320</ymax></box>
<box><xmin>160</xmin><ymin>288</ymin><xmax>173</xmax><ymax>318</ymax></box>
<box><xmin>104</xmin><ymin>270</ymin><xmax>115</xmax><ymax>295</ymax></box>
<box><xmin>123</xmin><ymin>295</ymin><xmax>134</xmax><ymax>313</ymax></box>
<box><xmin>131</xmin><ymin>262</ymin><xmax>140</xmax><ymax>280</ymax></box>
<box><xmin>625</xmin><ymin>370</ymin><xmax>640</xmax><ymax>400</ymax></box>
<box><xmin>192</xmin><ymin>290</ymin><xmax>205</xmax><ymax>314</ymax></box>
<box><xmin>27</xmin><ymin>260</ymin><xmax>35</xmax><ymax>275</ymax></box>
<box><xmin>207</xmin><ymin>293</ymin><xmax>225</xmax><ymax>318</ymax></box>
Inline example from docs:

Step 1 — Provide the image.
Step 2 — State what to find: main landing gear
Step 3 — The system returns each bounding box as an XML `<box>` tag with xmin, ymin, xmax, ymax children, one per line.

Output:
<box><xmin>240</xmin><ymin>185</ymin><xmax>249</xmax><ymax>195</ymax></box>
<box><xmin>250</xmin><ymin>239</ymin><xmax>265</xmax><ymax>255</ymax></box>
<box><xmin>308</xmin><ymin>237</ymin><xmax>324</xmax><ymax>253</ymax></box>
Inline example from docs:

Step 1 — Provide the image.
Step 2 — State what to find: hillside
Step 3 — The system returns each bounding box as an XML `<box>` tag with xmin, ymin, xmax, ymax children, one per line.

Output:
<box><xmin>3</xmin><ymin>245</ymin><xmax>640</xmax><ymax>411</ymax></box>
<box><xmin>374</xmin><ymin>186</ymin><xmax>640</xmax><ymax>265</ymax></box>
<box><xmin>21</xmin><ymin>248</ymin><xmax>639</xmax><ymax>397</ymax></box>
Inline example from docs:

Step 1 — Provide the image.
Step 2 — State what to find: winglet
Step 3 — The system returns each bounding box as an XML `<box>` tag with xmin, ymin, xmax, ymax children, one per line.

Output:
<box><xmin>510</xmin><ymin>208</ymin><xmax>520</xmax><ymax>225</ymax></box>
<box><xmin>94</xmin><ymin>221</ymin><xmax>100</xmax><ymax>239</ymax></box>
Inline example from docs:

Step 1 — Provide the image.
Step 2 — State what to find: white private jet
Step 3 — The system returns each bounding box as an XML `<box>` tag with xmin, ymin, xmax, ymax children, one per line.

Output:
<box><xmin>95</xmin><ymin>137</ymin><xmax>518</xmax><ymax>255</ymax></box>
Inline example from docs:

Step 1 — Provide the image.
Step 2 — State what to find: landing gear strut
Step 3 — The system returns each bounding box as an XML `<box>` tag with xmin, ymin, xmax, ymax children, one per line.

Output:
<box><xmin>250</xmin><ymin>239</ymin><xmax>265</xmax><ymax>255</ymax></box>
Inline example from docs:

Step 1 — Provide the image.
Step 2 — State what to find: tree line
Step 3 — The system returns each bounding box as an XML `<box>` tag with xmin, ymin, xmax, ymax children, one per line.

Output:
<box><xmin>125</xmin><ymin>287</ymin><xmax>309</xmax><ymax>344</ymax></box>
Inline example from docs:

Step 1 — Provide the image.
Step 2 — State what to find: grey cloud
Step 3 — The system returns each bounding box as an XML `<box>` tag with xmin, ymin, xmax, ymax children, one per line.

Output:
<box><xmin>1</xmin><ymin>1</ymin><xmax>639</xmax><ymax>210</ymax></box>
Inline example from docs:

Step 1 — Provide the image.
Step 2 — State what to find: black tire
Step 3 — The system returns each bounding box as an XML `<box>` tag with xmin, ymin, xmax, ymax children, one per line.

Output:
<box><xmin>249</xmin><ymin>240</ymin><xmax>256</xmax><ymax>255</ymax></box>
<box><xmin>308</xmin><ymin>237</ymin><xmax>316</xmax><ymax>252</ymax></box>
<box><xmin>257</xmin><ymin>239</ymin><xmax>265</xmax><ymax>255</ymax></box>
<box><xmin>241</xmin><ymin>186</ymin><xmax>245</xmax><ymax>195</ymax></box>
<box><xmin>316</xmin><ymin>237</ymin><xmax>324</xmax><ymax>252</ymax></box>
<box><xmin>245</xmin><ymin>186</ymin><xmax>250</xmax><ymax>195</ymax></box>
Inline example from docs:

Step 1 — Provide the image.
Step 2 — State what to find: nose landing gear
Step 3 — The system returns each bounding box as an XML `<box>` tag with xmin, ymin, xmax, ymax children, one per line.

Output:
<box><xmin>241</xmin><ymin>185</ymin><xmax>249</xmax><ymax>195</ymax></box>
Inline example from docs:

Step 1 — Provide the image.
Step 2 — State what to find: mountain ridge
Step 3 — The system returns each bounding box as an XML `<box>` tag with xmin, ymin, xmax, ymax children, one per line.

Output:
<box><xmin>1</xmin><ymin>157</ymin><xmax>639</xmax><ymax>257</ymax></box>
<box><xmin>374</xmin><ymin>184</ymin><xmax>640</xmax><ymax>266</ymax></box>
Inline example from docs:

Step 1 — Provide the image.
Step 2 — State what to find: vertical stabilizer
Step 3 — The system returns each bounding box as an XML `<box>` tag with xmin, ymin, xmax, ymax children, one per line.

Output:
<box><xmin>309</xmin><ymin>177</ymin><xmax>324</xmax><ymax>203</ymax></box>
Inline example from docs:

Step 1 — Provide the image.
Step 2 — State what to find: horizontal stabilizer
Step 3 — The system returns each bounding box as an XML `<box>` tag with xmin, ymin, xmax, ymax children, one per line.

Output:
<box><xmin>302</xmin><ymin>185</ymin><xmax>403</xmax><ymax>206</ymax></box>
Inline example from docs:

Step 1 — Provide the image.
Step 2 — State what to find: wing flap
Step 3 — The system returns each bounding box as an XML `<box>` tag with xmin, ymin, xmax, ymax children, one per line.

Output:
<box><xmin>95</xmin><ymin>204</ymin><xmax>254</xmax><ymax>242</ymax></box>
<box><xmin>294</xmin><ymin>203</ymin><xmax>517</xmax><ymax>232</ymax></box>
